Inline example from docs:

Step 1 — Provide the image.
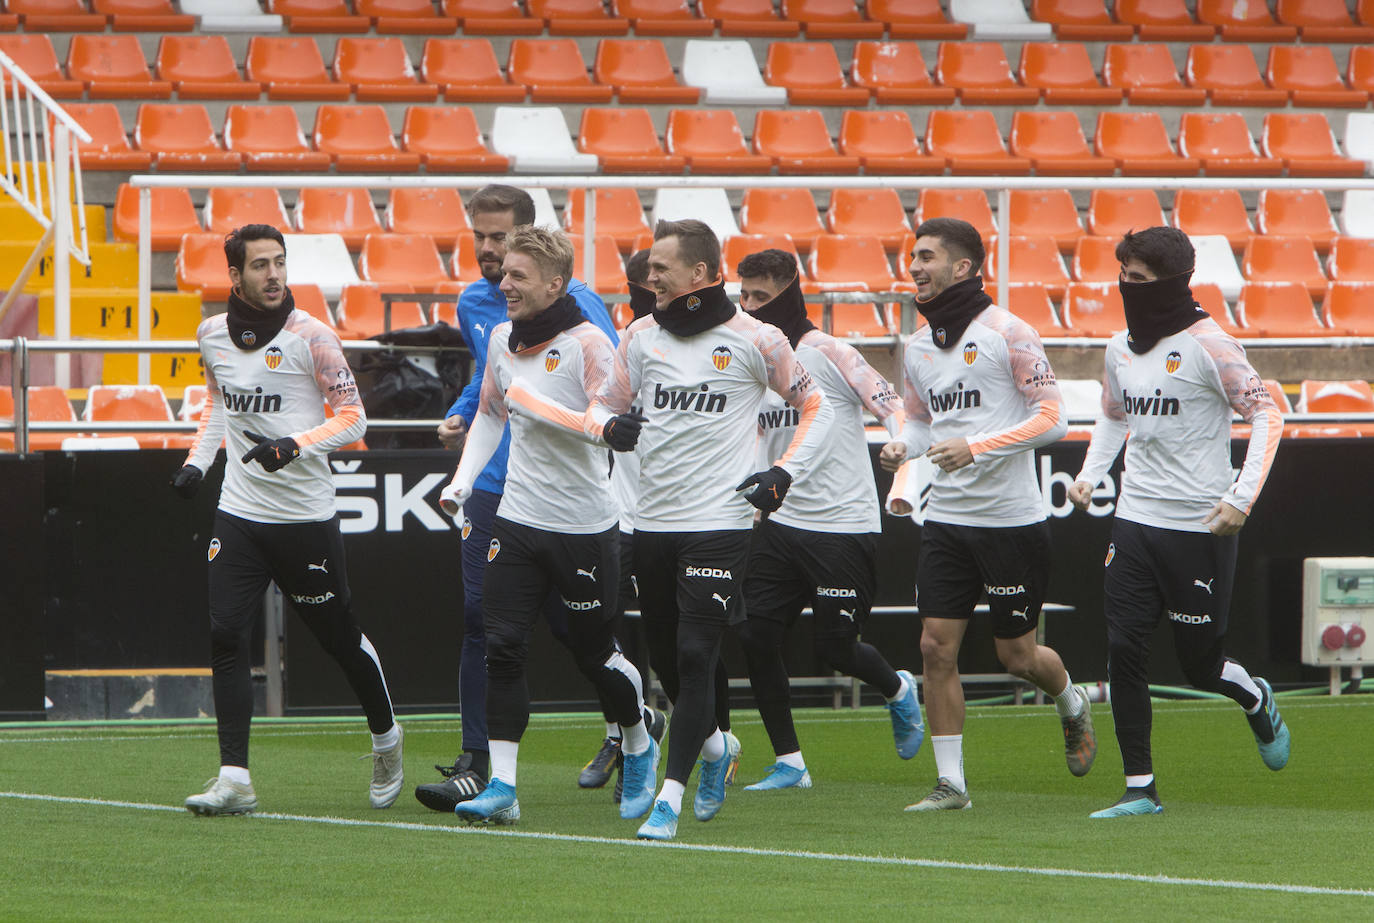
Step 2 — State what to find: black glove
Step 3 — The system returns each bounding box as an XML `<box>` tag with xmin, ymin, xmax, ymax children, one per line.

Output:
<box><xmin>603</xmin><ymin>412</ymin><xmax>647</xmax><ymax>452</ymax></box>
<box><xmin>735</xmin><ymin>465</ymin><xmax>793</xmax><ymax>513</ymax></box>
<box><xmin>241</xmin><ymin>430</ymin><xmax>300</xmax><ymax>472</ymax></box>
<box><xmin>170</xmin><ymin>464</ymin><xmax>203</xmax><ymax>498</ymax></box>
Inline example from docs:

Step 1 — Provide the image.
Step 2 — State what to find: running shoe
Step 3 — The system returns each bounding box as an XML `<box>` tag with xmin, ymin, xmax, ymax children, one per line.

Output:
<box><xmin>366</xmin><ymin>723</ymin><xmax>404</xmax><ymax>808</ymax></box>
<box><xmin>887</xmin><ymin>670</ymin><xmax>925</xmax><ymax>760</ymax></box>
<box><xmin>1250</xmin><ymin>677</ymin><xmax>1291</xmax><ymax>771</ymax></box>
<box><xmin>903</xmin><ymin>777</ymin><xmax>972</xmax><ymax>812</ymax></box>
<box><xmin>1061</xmin><ymin>688</ymin><xmax>1097</xmax><ymax>778</ymax></box>
<box><xmin>415</xmin><ymin>753</ymin><xmax>486</xmax><ymax>812</ymax></box>
<box><xmin>453</xmin><ymin>778</ymin><xmax>520</xmax><ymax>825</ymax></box>
<box><xmin>743</xmin><ymin>763</ymin><xmax>812</xmax><ymax>791</ymax></box>
<box><xmin>693</xmin><ymin>731</ymin><xmax>741</xmax><ymax>821</ymax></box>
<box><xmin>579</xmin><ymin>737</ymin><xmax>622</xmax><ymax>790</ymax></box>
<box><xmin>636</xmin><ymin>800</ymin><xmax>679</xmax><ymax>841</ymax></box>
<box><xmin>1090</xmin><ymin>788</ymin><xmax>1163</xmax><ymax>818</ymax></box>
<box><xmin>185</xmin><ymin>777</ymin><xmax>257</xmax><ymax>816</ymax></box>
<box><xmin>619</xmin><ymin>738</ymin><xmax>660</xmax><ymax>820</ymax></box>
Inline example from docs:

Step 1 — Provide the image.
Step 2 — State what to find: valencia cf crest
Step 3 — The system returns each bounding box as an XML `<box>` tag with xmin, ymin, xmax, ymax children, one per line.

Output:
<box><xmin>488</xmin><ymin>538</ymin><xmax>500</xmax><ymax>562</ymax></box>
<box><xmin>687</xmin><ymin>295</ymin><xmax>701</xmax><ymax>312</ymax></box>
<box><xmin>1104</xmin><ymin>543</ymin><xmax>1115</xmax><ymax>568</ymax></box>
<box><xmin>963</xmin><ymin>342</ymin><xmax>978</xmax><ymax>366</ymax></box>
<box><xmin>545</xmin><ymin>348</ymin><xmax>561</xmax><ymax>373</ymax></box>
<box><xmin>934</xmin><ymin>327</ymin><xmax>947</xmax><ymax>347</ymax></box>
<box><xmin>240</xmin><ymin>330</ymin><xmax>256</xmax><ymax>347</ymax></box>
<box><xmin>712</xmin><ymin>345</ymin><xmax>732</xmax><ymax>371</ymax></box>
<box><xmin>1165</xmin><ymin>350</ymin><xmax>1182</xmax><ymax>374</ymax></box>
<box><xmin>264</xmin><ymin>345</ymin><xmax>283</xmax><ymax>370</ymax></box>
<box><xmin>208</xmin><ymin>537</ymin><xmax>221</xmax><ymax>562</ymax></box>
<box><xmin>461</xmin><ymin>517</ymin><xmax>472</xmax><ymax>541</ymax></box>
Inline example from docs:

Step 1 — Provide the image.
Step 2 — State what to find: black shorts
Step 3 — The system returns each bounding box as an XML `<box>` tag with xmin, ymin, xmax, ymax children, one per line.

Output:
<box><xmin>482</xmin><ymin>517</ymin><xmax>620</xmax><ymax>633</ymax></box>
<box><xmin>617</xmin><ymin>530</ymin><xmax>637</xmax><ymax>617</ymax></box>
<box><xmin>633</xmin><ymin>529</ymin><xmax>751</xmax><ymax>628</ymax></box>
<box><xmin>1103</xmin><ymin>518</ymin><xmax>1237</xmax><ymax>636</ymax></box>
<box><xmin>743</xmin><ymin>519</ymin><xmax>876</xmax><ymax>641</ymax></box>
<box><xmin>915</xmin><ymin>518</ymin><xmax>1051</xmax><ymax>639</ymax></box>
<box><xmin>208</xmin><ymin>511</ymin><xmax>352</xmax><ymax>629</ymax></box>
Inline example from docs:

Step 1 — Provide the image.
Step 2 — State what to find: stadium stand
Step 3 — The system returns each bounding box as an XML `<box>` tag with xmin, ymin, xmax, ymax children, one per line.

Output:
<box><xmin>563</xmin><ymin>188</ymin><xmax>651</xmax><ymax>252</ymax></box>
<box><xmin>385</xmin><ymin>187</ymin><xmax>469</xmax><ymax>239</ymax></box>
<box><xmin>1061</xmin><ymin>282</ymin><xmax>1125</xmax><ymax>337</ymax></box>
<box><xmin>838</xmin><ymin>110</ymin><xmax>945</xmax><ymax>175</ymax></box>
<box><xmin>764</xmin><ymin>40</ymin><xmax>868</xmax><ymax>106</ymax></box>
<box><xmin>1009</xmin><ymin>189</ymin><xmax>1083</xmax><ymax>252</ymax></box>
<box><xmin>294</xmin><ymin>187</ymin><xmax>383</xmax><ymax>250</ymax></box>
<box><xmin>401</xmin><ymin>105</ymin><xmax>509</xmax><ymax>172</ymax></box>
<box><xmin>578</xmin><ymin>106</ymin><xmax>685</xmax><ymax>173</ymax></box>
<box><xmin>0</xmin><ymin>386</ymin><xmax>80</xmax><ymax>451</ymax></box>
<box><xmin>985</xmin><ymin>235</ymin><xmax>1072</xmax><ymax>299</ymax></box>
<box><xmin>154</xmin><ymin>35</ymin><xmax>260</xmax><ymax>100</ymax></box>
<box><xmin>1235</xmin><ymin>282</ymin><xmax>1328</xmax><ymax>337</ymax></box>
<box><xmin>246</xmin><ymin>36</ymin><xmax>351</xmax><ymax>101</ymax></box>
<box><xmin>925</xmin><ymin>109</ymin><xmax>1031</xmax><ymax>174</ymax></box>
<box><xmin>1255</xmin><ymin>190</ymin><xmax>1339</xmax><ymax>255</ymax></box>
<box><xmin>826</xmin><ymin>188</ymin><xmax>912</xmax><ymax>251</ymax></box>
<box><xmin>491</xmin><ymin>105</ymin><xmax>597</xmax><ymax>172</ymax></box>
<box><xmin>112</xmin><ymin>184</ymin><xmax>200</xmax><ymax>251</ymax></box>
<box><xmin>1086</xmin><ymin>189</ymin><xmax>1167</xmax><ymax>240</ymax></box>
<box><xmin>222</xmin><ymin>104</ymin><xmax>333</xmax><ymax>171</ymax></box>
<box><xmin>420</xmin><ymin>37</ymin><xmax>525</xmax><ymax>102</ymax></box>
<box><xmin>739</xmin><ymin>187</ymin><xmax>824</xmax><ymax>252</ymax></box>
<box><xmin>849</xmin><ymin>41</ymin><xmax>954</xmax><ymax>105</ymax></box>
<box><xmin>1009</xmin><ymin>110</ymin><xmax>1115</xmax><ymax>175</ymax></box>
<box><xmin>1018</xmin><ymin>40</ymin><xmax>1122</xmax><ymax>103</ymax></box>
<box><xmin>1322</xmin><ymin>282</ymin><xmax>1374</xmax><ymax>337</ymax></box>
<box><xmin>752</xmin><ymin>108</ymin><xmax>861</xmax><ymax>174</ymax></box>
<box><xmin>1173</xmin><ymin>189</ymin><xmax>1254</xmax><ymax>252</ymax></box>
<box><xmin>594</xmin><ymin>38</ymin><xmax>700</xmax><ymax>103</ymax></box>
<box><xmin>313</xmin><ymin>104</ymin><xmax>421</xmax><ymax>171</ymax></box>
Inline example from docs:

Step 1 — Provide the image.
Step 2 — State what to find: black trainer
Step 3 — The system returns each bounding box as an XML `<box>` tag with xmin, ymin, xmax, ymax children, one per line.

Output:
<box><xmin>415</xmin><ymin>753</ymin><xmax>487</xmax><ymax>813</ymax></box>
<box><xmin>579</xmin><ymin>737</ymin><xmax>622</xmax><ymax>790</ymax></box>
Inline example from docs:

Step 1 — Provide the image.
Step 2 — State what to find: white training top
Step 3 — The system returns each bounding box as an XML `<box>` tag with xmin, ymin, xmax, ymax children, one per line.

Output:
<box><xmin>186</xmin><ymin>311</ymin><xmax>366</xmax><ymax>524</ymax></box>
<box><xmin>1076</xmin><ymin>316</ymin><xmax>1283</xmax><ymax>533</ymax></box>
<box><xmin>608</xmin><ymin>392</ymin><xmax>642</xmax><ymax>534</ymax></box>
<box><xmin>755</xmin><ymin>329</ymin><xmax>903</xmax><ymax>534</ymax></box>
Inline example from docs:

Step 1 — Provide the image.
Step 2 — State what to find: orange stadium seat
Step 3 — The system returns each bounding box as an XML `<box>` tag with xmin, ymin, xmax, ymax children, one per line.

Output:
<box><xmin>1010</xmin><ymin>110</ymin><xmax>1116</xmax><ymax>176</ymax></box>
<box><xmin>1029</xmin><ymin>0</ymin><xmax>1132</xmax><ymax>40</ymax></box>
<box><xmin>449</xmin><ymin>233</ymin><xmax>481</xmax><ymax>282</ymax></box>
<box><xmin>1322</xmin><ymin>282</ymin><xmax>1374</xmax><ymax>336</ymax></box>
<box><xmin>838</xmin><ymin>110</ymin><xmax>945</xmax><ymax>175</ymax></box>
<box><xmin>246</xmin><ymin>36</ymin><xmax>351</xmax><ymax>101</ymax></box>
<box><xmin>1242</xmin><ymin>237</ymin><xmax>1328</xmax><ymax>299</ymax></box>
<box><xmin>1172</xmin><ymin>189</ymin><xmax>1254</xmax><ymax>252</ymax></box>
<box><xmin>402</xmin><ymin>106</ymin><xmax>509</xmax><ymax>172</ymax></box>
<box><xmin>826</xmin><ymin>188</ymin><xmax>912</xmax><ymax>251</ymax></box>
<box><xmin>63</xmin><ymin>103</ymin><xmax>152</xmax><ymax>170</ymax></box>
<box><xmin>314</xmin><ymin>105</ymin><xmax>421</xmax><ymax>172</ymax></box>
<box><xmin>1094</xmin><ymin>111</ymin><xmax>1201</xmax><ymax>176</ymax></box>
<box><xmin>336</xmin><ymin>282</ymin><xmax>426</xmax><ymax>338</ymax></box>
<box><xmin>1061</xmin><ymin>282</ymin><xmax>1126</xmax><ymax>337</ymax></box>
<box><xmin>1006</xmin><ymin>283</ymin><xmax>1064</xmax><ymax>334</ymax></box>
<box><xmin>1298</xmin><ymin>379</ymin><xmax>1374</xmax><ymax>413</ymax></box>
<box><xmin>740</xmin><ymin>187</ymin><xmax>825</xmax><ymax>251</ymax></box>
<box><xmin>333</xmin><ymin>36</ymin><xmax>439</xmax><ymax>102</ymax></box>
<box><xmin>83</xmin><ymin>384</ymin><xmax>176</xmax><ymax>449</ymax></box>
<box><xmin>808</xmin><ymin>234</ymin><xmax>897</xmax><ymax>291</ymax></box>
<box><xmin>1327</xmin><ymin>237</ymin><xmax>1374</xmax><ymax>282</ymax></box>
<box><xmin>0</xmin><ymin>386</ymin><xmax>79</xmax><ymax>451</ymax></box>
<box><xmin>1195</xmin><ymin>0</ymin><xmax>1296</xmax><ymax>41</ymax></box>
<box><xmin>985</xmin><ymin>236</ymin><xmax>1071</xmax><ymax>299</ymax></box>
<box><xmin>223</xmin><ymin>104</ymin><xmax>332</xmax><ymax>171</ymax></box>
<box><xmin>0</xmin><ymin>35</ymin><xmax>83</xmax><ymax>97</ymax></box>
<box><xmin>1261</xmin><ymin>112</ymin><xmax>1365</xmax><ymax>178</ymax></box>
<box><xmin>594</xmin><ymin>39</ymin><xmax>700</xmax><ymax>104</ymax></box>
<box><xmin>611</xmin><ymin>0</ymin><xmax>713</xmax><ymax>35</ymax></box>
<box><xmin>722</xmin><ymin>234</ymin><xmax>801</xmax><ymax>280</ymax></box>
<box><xmin>868</xmin><ymin>0</ymin><xmax>966</xmax><ymax>38</ymax></box>
<box><xmin>113</xmin><ymin>185</ymin><xmax>200</xmax><ymax>251</ymax></box>
<box><xmin>155</xmin><ymin>35</ymin><xmax>260</xmax><ymax>100</ymax></box>
<box><xmin>359</xmin><ymin>235</ymin><xmax>451</xmax><ymax>292</ymax></box>
<box><xmin>809</xmin><ymin>301</ymin><xmax>895</xmax><ymax>339</ymax></box>
<box><xmin>1184</xmin><ymin>44</ymin><xmax>1287</xmax><ymax>107</ymax></box>
<box><xmin>780</xmin><ymin>0</ymin><xmax>884</xmax><ymax>38</ymax></box>
<box><xmin>765</xmin><ymin>41</ymin><xmax>869</xmax><ymax>106</ymax></box>
<box><xmin>135</xmin><ymin>104</ymin><xmax>242</xmax><ymax>171</ymax></box>
<box><xmin>849</xmin><ymin>41</ymin><xmax>955</xmax><ymax>106</ymax></box>
<box><xmin>294</xmin><ymin>188</ymin><xmax>383</xmax><ymax>250</ymax></box>
<box><xmin>1191</xmin><ymin>282</ymin><xmax>1236</xmax><ymax>332</ymax></box>
<box><xmin>271</xmin><ymin>0</ymin><xmax>370</xmax><ymax>32</ymax></box>
<box><xmin>1178</xmin><ymin>112</ymin><xmax>1283</xmax><ymax>177</ymax></box>
<box><xmin>579</xmin><ymin>107</ymin><xmax>685</xmax><ymax>173</ymax></box>
<box><xmin>286</xmin><ymin>283</ymin><xmax>338</xmax><ymax>330</ymax></box>
<box><xmin>1235</xmin><ymin>282</ymin><xmax>1327</xmax><ymax>337</ymax></box>
<box><xmin>67</xmin><ymin>34</ymin><xmax>172</xmax><ymax>99</ymax></box>
<box><xmin>753</xmin><ymin>109</ymin><xmax>860</xmax><ymax>174</ymax></box>
<box><xmin>420</xmin><ymin>38</ymin><xmax>525</xmax><ymax>102</ymax></box>
<box><xmin>1071</xmin><ymin>235</ymin><xmax>1121</xmax><ymax>283</ymax></box>
<box><xmin>508</xmin><ymin>38</ymin><xmax>614</xmax><ymax>103</ymax></box>
<box><xmin>1256</xmin><ymin>190</ymin><xmax>1339</xmax><ymax>255</ymax></box>
<box><xmin>699</xmin><ymin>0</ymin><xmax>800</xmax><ymax>36</ymax></box>
<box><xmin>926</xmin><ymin>109</ymin><xmax>1031</xmax><ymax>175</ymax></box>
<box><xmin>1345</xmin><ymin>46</ymin><xmax>1374</xmax><ymax>98</ymax></box>
<box><xmin>177</xmin><ymin>233</ymin><xmax>233</xmax><ymax>300</ymax></box>
<box><xmin>1009</xmin><ymin>189</ymin><xmax>1083</xmax><ymax>252</ymax></box>
<box><xmin>935</xmin><ymin>41</ymin><xmax>1039</xmax><ymax>105</ymax></box>
<box><xmin>386</xmin><ymin>187</ymin><xmax>469</xmax><ymax>238</ymax></box>
<box><xmin>564</xmin><ymin>188</ymin><xmax>651</xmax><ymax>251</ymax></box>
<box><xmin>1277</xmin><ymin>0</ymin><xmax>1374</xmax><ymax>41</ymax></box>
<box><xmin>570</xmin><ymin>233</ymin><xmax>629</xmax><ymax>292</ymax></box>
<box><xmin>358</xmin><ymin>0</ymin><xmax>458</xmax><ymax>34</ymax></box>
<box><xmin>913</xmin><ymin>189</ymin><xmax>996</xmax><ymax>239</ymax></box>
<box><xmin>1018</xmin><ymin>41</ymin><xmax>1122</xmax><ymax>105</ymax></box>
<box><xmin>9</xmin><ymin>0</ymin><xmax>105</xmax><ymax>31</ymax></box>
<box><xmin>1267</xmin><ymin>46</ymin><xmax>1369</xmax><ymax>108</ymax></box>
<box><xmin>1114</xmin><ymin>0</ymin><xmax>1215</xmax><ymax>40</ymax></box>
<box><xmin>204</xmin><ymin>188</ymin><xmax>293</xmax><ymax>235</ymax></box>
<box><xmin>1086</xmin><ymin>189</ymin><xmax>1166</xmax><ymax>239</ymax></box>
<box><xmin>527</xmin><ymin>0</ymin><xmax>629</xmax><ymax>35</ymax></box>
<box><xmin>666</xmin><ymin>109</ymin><xmax>773</xmax><ymax>174</ymax></box>
<box><xmin>1102</xmin><ymin>42</ymin><xmax>1206</xmax><ymax>105</ymax></box>
<box><xmin>442</xmin><ymin>0</ymin><xmax>543</xmax><ymax>33</ymax></box>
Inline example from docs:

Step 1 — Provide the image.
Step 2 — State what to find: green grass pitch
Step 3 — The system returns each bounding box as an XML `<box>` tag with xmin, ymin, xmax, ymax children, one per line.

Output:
<box><xmin>3</xmin><ymin>694</ymin><xmax>1371</xmax><ymax>920</ymax></box>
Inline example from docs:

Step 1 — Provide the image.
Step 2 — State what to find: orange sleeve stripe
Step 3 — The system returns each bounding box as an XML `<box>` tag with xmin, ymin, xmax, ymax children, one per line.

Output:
<box><xmin>189</xmin><ymin>386</ymin><xmax>218</xmax><ymax>454</ymax></box>
<box><xmin>968</xmin><ymin>400</ymin><xmax>1060</xmax><ymax>455</ymax></box>
<box><xmin>296</xmin><ymin>404</ymin><xmax>362</xmax><ymax>448</ymax></box>
<box><xmin>774</xmin><ymin>390</ymin><xmax>823</xmax><ymax>467</ymax></box>
<box><xmin>890</xmin><ymin>458</ymin><xmax>910</xmax><ymax>501</ymax></box>
<box><xmin>1243</xmin><ymin>405</ymin><xmax>1284</xmax><ymax>512</ymax></box>
<box><xmin>507</xmin><ymin>382</ymin><xmax>586</xmax><ymax>434</ymax></box>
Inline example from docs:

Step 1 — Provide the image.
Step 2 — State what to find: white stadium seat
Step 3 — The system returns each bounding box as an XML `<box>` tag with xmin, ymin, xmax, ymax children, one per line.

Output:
<box><xmin>1189</xmin><ymin>234</ymin><xmax>1246</xmax><ymax>302</ymax></box>
<box><xmin>490</xmin><ymin>107</ymin><xmax>598</xmax><ymax>174</ymax></box>
<box><xmin>652</xmin><ymin>188</ymin><xmax>741</xmax><ymax>243</ymax></box>
<box><xmin>280</xmin><ymin>234</ymin><xmax>360</xmax><ymax>300</ymax></box>
<box><xmin>680</xmin><ymin>40</ymin><xmax>788</xmax><ymax>106</ymax></box>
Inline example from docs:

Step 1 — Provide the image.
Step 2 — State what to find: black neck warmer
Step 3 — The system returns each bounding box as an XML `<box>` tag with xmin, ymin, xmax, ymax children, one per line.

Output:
<box><xmin>226</xmin><ymin>287</ymin><xmax>295</xmax><ymax>351</ymax></box>
<box><xmin>1120</xmin><ymin>270</ymin><xmax>1207</xmax><ymax>355</ymax></box>
<box><xmin>628</xmin><ymin>282</ymin><xmax>656</xmax><ymax>321</ymax></box>
<box><xmin>509</xmin><ymin>293</ymin><xmax>584</xmax><ymax>353</ymax></box>
<box><xmin>654</xmin><ymin>279</ymin><xmax>736</xmax><ymax>337</ymax></box>
<box><xmin>917</xmin><ymin>276</ymin><xmax>993</xmax><ymax>350</ymax></box>
<box><xmin>745</xmin><ymin>273</ymin><xmax>814</xmax><ymax>349</ymax></box>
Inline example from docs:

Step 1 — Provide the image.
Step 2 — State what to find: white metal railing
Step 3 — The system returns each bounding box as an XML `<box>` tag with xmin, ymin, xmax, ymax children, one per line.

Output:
<box><xmin>0</xmin><ymin>49</ymin><xmax>92</xmax><ymax>388</ymax></box>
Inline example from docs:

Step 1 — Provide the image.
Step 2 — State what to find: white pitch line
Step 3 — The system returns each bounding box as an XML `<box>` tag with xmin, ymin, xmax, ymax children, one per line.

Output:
<box><xmin>2</xmin><ymin>791</ymin><xmax>1370</xmax><ymax>900</ymax></box>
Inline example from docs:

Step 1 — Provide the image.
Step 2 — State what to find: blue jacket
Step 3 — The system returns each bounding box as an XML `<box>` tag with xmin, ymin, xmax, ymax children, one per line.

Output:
<box><xmin>447</xmin><ymin>276</ymin><xmax>617</xmax><ymax>494</ymax></box>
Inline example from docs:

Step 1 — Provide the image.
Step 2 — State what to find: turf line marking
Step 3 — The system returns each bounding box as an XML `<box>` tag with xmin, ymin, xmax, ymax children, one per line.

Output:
<box><xmin>3</xmin><ymin>791</ymin><xmax>1370</xmax><ymax>899</ymax></box>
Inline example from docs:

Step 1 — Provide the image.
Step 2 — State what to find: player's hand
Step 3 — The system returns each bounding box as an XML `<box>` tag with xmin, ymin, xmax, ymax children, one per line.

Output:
<box><xmin>603</xmin><ymin>412</ymin><xmax>648</xmax><ymax>452</ymax></box>
<box><xmin>926</xmin><ymin>438</ymin><xmax>973</xmax><ymax>473</ymax></box>
<box><xmin>169</xmin><ymin>464</ymin><xmax>202</xmax><ymax>498</ymax></box>
<box><xmin>1068</xmin><ymin>480</ymin><xmax>1094</xmax><ymax>511</ymax></box>
<box><xmin>241</xmin><ymin>430</ymin><xmax>300</xmax><ymax>472</ymax></box>
<box><xmin>438</xmin><ymin>481</ymin><xmax>471</xmax><ymax>518</ymax></box>
<box><xmin>1203</xmin><ymin>500</ymin><xmax>1247</xmax><ymax>535</ymax></box>
<box><xmin>736</xmin><ymin>465</ymin><xmax>793</xmax><ymax>514</ymax></box>
<box><xmin>437</xmin><ymin>414</ymin><xmax>467</xmax><ymax>450</ymax></box>
<box><xmin>879</xmin><ymin>440</ymin><xmax>908</xmax><ymax>472</ymax></box>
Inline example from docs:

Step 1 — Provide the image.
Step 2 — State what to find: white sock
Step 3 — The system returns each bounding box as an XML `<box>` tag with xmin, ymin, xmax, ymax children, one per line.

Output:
<box><xmin>1126</xmin><ymin>773</ymin><xmax>1154</xmax><ymax>789</ymax></box>
<box><xmin>885</xmin><ymin>673</ymin><xmax>911</xmax><ymax>704</ymax></box>
<box><xmin>489</xmin><ymin>739</ymin><xmax>519</xmax><ymax>788</ymax></box>
<box><xmin>220</xmin><ymin>765</ymin><xmax>250</xmax><ymax>786</ymax></box>
<box><xmin>657</xmin><ymin>779</ymin><xmax>686</xmax><ymax>814</ymax></box>
<box><xmin>622</xmin><ymin>719</ymin><xmax>649</xmax><ymax>755</ymax></box>
<box><xmin>776</xmin><ymin>750</ymin><xmax>806</xmax><ymax>770</ymax></box>
<box><xmin>606</xmin><ymin>722</ymin><xmax>621</xmax><ymax>739</ymax></box>
<box><xmin>1053</xmin><ymin>673</ymin><xmax>1084</xmax><ymax>719</ymax></box>
<box><xmin>1221</xmin><ymin>661</ymin><xmax>1263</xmax><ymax>713</ymax></box>
<box><xmin>932</xmin><ymin>735</ymin><xmax>965</xmax><ymax>793</ymax></box>
<box><xmin>700</xmin><ymin>727</ymin><xmax>725</xmax><ymax>762</ymax></box>
<box><xmin>371</xmin><ymin>723</ymin><xmax>400</xmax><ymax>751</ymax></box>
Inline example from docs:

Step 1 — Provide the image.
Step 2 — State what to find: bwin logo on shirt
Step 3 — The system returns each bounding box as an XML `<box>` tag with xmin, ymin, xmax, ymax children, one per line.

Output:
<box><xmin>758</xmin><ymin>406</ymin><xmax>800</xmax><ymax>429</ymax></box>
<box><xmin>545</xmin><ymin>348</ymin><xmax>561</xmax><ymax>372</ymax></box>
<box><xmin>1122</xmin><ymin>389</ymin><xmax>1180</xmax><ymax>416</ymax></box>
<box><xmin>927</xmin><ymin>383</ymin><xmax>981</xmax><ymax>413</ymax></box>
<box><xmin>653</xmin><ymin>382</ymin><xmax>727</xmax><ymax>413</ymax></box>
<box><xmin>264</xmin><ymin>345</ymin><xmax>284</xmax><ymax>370</ymax></box>
<box><xmin>221</xmin><ymin>386</ymin><xmax>283</xmax><ymax>413</ymax></box>
<box><xmin>963</xmin><ymin>342</ymin><xmax>978</xmax><ymax>366</ymax></box>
